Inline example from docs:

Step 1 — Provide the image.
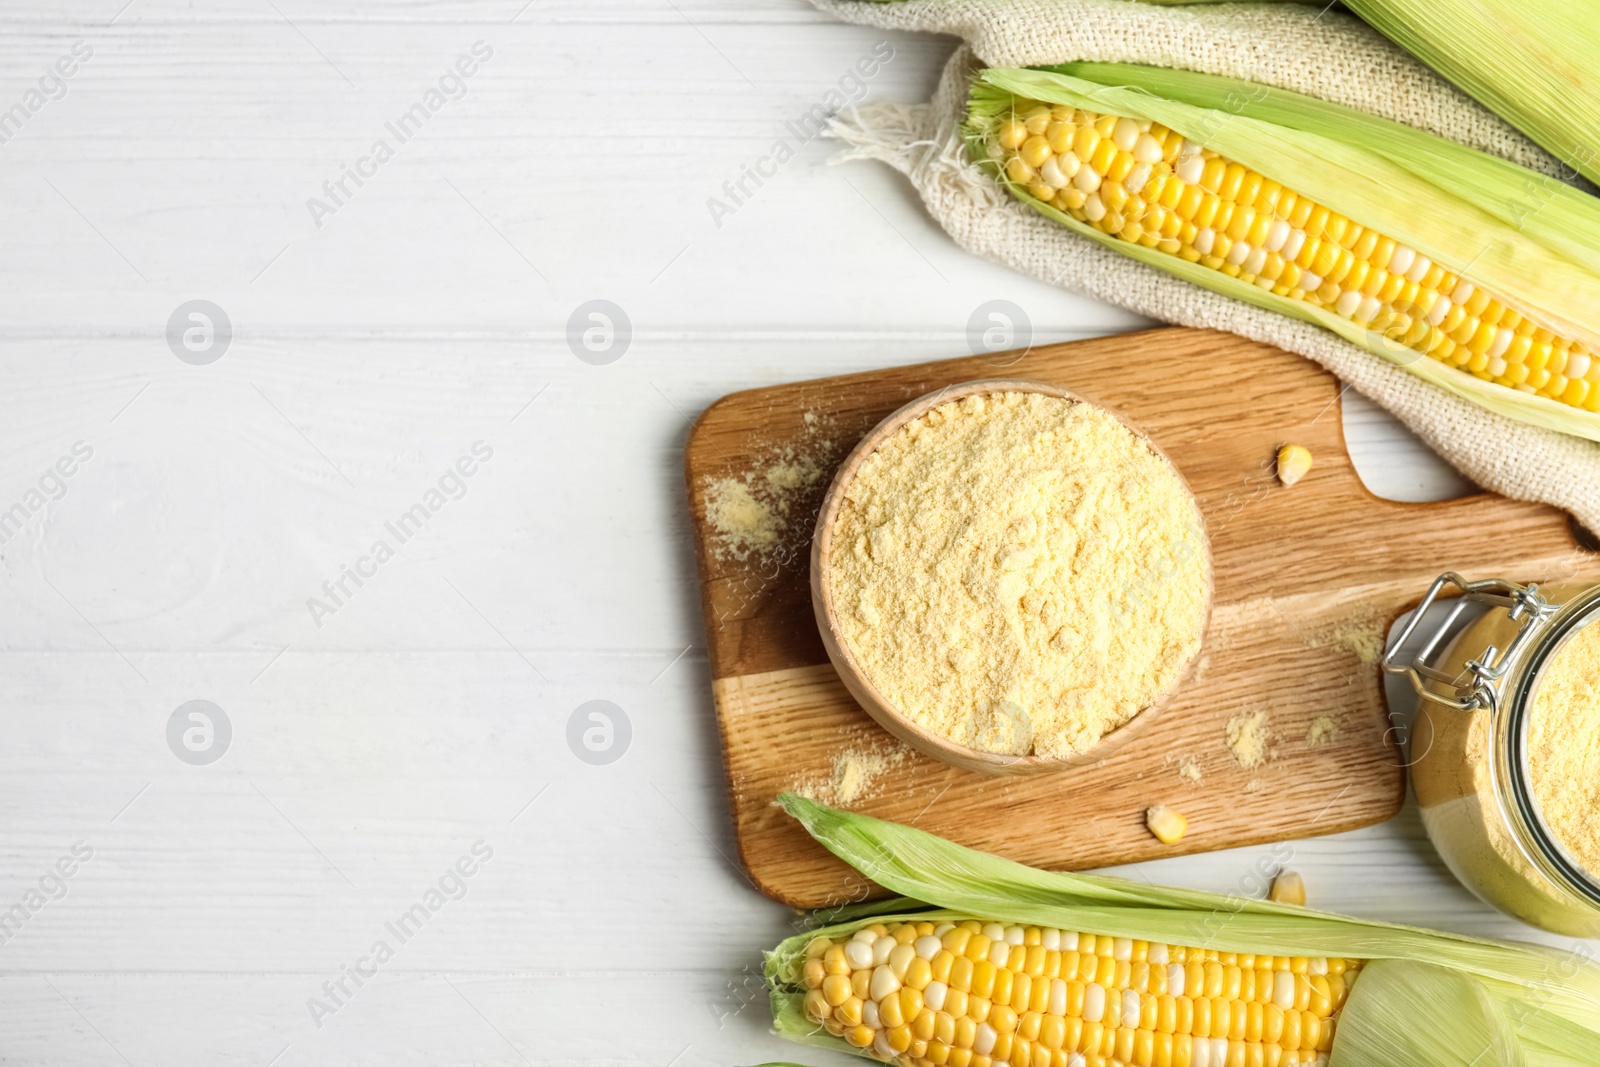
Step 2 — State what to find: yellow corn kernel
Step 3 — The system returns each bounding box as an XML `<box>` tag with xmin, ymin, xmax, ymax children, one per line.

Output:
<box><xmin>1046</xmin><ymin>121</ymin><xmax>1075</xmax><ymax>154</ymax></box>
<box><xmin>851</xmin><ymin>967</ymin><xmax>871</xmax><ymax>1000</ymax></box>
<box><xmin>881</xmin><ymin>990</ymin><xmax>906</xmax><ymax>1028</ymax></box>
<box><xmin>1072</xmin><ymin>126</ymin><xmax>1100</xmax><ymax>160</ymax></box>
<box><xmin>1005</xmin><ymin>158</ymin><xmax>1036</xmax><ymax>185</ymax></box>
<box><xmin>1276</xmin><ymin>443</ymin><xmax>1313</xmax><ymax>488</ymax></box>
<box><xmin>1146</xmin><ymin>805</ymin><xmax>1188</xmax><ymax>844</ymax></box>
<box><xmin>1269</xmin><ymin>871</ymin><xmax>1307</xmax><ymax>906</ymax></box>
<box><xmin>1021</xmin><ymin>135</ymin><xmax>1053</xmax><ymax>169</ymax></box>
<box><xmin>973</xmin><ymin>960</ymin><xmax>997</xmax><ymax>999</ymax></box>
<box><xmin>997</xmin><ymin>119</ymin><xmax>1029</xmax><ymax>150</ymax></box>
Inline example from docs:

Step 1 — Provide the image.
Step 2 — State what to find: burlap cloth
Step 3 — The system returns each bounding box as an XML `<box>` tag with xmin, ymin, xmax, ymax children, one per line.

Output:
<box><xmin>810</xmin><ymin>0</ymin><xmax>1600</xmax><ymax>535</ymax></box>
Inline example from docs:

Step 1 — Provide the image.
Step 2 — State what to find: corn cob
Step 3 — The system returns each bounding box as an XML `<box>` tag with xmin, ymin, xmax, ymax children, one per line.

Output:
<box><xmin>983</xmin><ymin>99</ymin><xmax>1599</xmax><ymax>412</ymax></box>
<box><xmin>801</xmin><ymin>918</ymin><xmax>1352</xmax><ymax>1067</ymax></box>
<box><xmin>960</xmin><ymin>65</ymin><xmax>1600</xmax><ymax>443</ymax></box>
<box><xmin>765</xmin><ymin>795</ymin><xmax>1600</xmax><ymax>1067</ymax></box>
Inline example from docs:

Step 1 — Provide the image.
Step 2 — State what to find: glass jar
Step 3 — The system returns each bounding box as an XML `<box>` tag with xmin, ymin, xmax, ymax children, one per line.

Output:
<box><xmin>1387</xmin><ymin>573</ymin><xmax>1600</xmax><ymax>936</ymax></box>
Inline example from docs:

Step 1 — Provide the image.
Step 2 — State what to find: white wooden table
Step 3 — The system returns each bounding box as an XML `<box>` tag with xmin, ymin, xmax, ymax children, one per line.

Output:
<box><xmin>0</xmin><ymin>2</ymin><xmax>1573</xmax><ymax>1064</ymax></box>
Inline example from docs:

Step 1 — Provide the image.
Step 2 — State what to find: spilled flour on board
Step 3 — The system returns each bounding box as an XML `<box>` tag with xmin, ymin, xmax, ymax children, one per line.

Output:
<box><xmin>1227</xmin><ymin>710</ymin><xmax>1273</xmax><ymax>770</ymax></box>
<box><xmin>1306</xmin><ymin>608</ymin><xmax>1386</xmax><ymax>667</ymax></box>
<box><xmin>1163</xmin><ymin>751</ymin><xmax>1204</xmax><ymax>785</ymax></box>
<box><xmin>792</xmin><ymin>744</ymin><xmax>910</xmax><ymax>807</ymax></box>
<box><xmin>704</xmin><ymin>479</ymin><xmax>785</xmax><ymax>558</ymax></box>
<box><xmin>703</xmin><ymin>411</ymin><xmax>840</xmax><ymax>563</ymax></box>
<box><xmin>1305</xmin><ymin>715</ymin><xmax>1341</xmax><ymax>748</ymax></box>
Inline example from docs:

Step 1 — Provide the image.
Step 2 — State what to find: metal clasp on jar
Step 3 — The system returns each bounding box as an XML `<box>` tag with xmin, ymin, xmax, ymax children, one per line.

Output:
<box><xmin>1382</xmin><ymin>572</ymin><xmax>1562</xmax><ymax>713</ymax></box>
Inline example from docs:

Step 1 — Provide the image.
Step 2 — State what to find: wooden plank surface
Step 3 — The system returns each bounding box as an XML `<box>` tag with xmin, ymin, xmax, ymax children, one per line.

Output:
<box><xmin>686</xmin><ymin>327</ymin><xmax>1598</xmax><ymax>908</ymax></box>
<box><xmin>7</xmin><ymin>4</ymin><xmax>1594</xmax><ymax>1062</ymax></box>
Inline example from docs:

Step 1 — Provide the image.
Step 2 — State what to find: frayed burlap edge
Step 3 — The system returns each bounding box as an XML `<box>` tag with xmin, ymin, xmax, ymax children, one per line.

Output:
<box><xmin>826</xmin><ymin>47</ymin><xmax>1600</xmax><ymax>533</ymax></box>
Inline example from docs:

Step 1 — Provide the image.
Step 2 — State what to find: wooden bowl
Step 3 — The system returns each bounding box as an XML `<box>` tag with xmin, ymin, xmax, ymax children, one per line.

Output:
<box><xmin>810</xmin><ymin>378</ymin><xmax>1214</xmax><ymax>776</ymax></box>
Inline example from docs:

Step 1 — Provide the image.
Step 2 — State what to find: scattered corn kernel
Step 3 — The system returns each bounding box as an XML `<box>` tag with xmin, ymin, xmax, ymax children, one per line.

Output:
<box><xmin>1277</xmin><ymin>444</ymin><xmax>1314</xmax><ymax>487</ymax></box>
<box><xmin>1271</xmin><ymin>870</ymin><xmax>1308</xmax><ymax>906</ymax></box>
<box><xmin>1145</xmin><ymin>804</ymin><xmax>1188</xmax><ymax>844</ymax></box>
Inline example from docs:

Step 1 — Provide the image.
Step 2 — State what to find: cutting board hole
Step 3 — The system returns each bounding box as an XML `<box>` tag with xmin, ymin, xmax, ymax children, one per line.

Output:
<box><xmin>1341</xmin><ymin>392</ymin><xmax>1477</xmax><ymax>502</ymax></box>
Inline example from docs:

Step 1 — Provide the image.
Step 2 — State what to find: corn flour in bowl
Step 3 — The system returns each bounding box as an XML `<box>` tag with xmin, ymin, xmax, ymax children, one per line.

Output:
<box><xmin>811</xmin><ymin>380</ymin><xmax>1212</xmax><ymax>775</ymax></box>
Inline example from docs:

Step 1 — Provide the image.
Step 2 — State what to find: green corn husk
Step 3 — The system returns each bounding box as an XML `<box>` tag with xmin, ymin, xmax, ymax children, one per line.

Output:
<box><xmin>846</xmin><ymin>0</ymin><xmax>1600</xmax><ymax>160</ymax></box>
<box><xmin>1337</xmin><ymin>0</ymin><xmax>1600</xmax><ymax>190</ymax></box>
<box><xmin>960</xmin><ymin>63</ymin><xmax>1600</xmax><ymax>443</ymax></box>
<box><xmin>763</xmin><ymin>793</ymin><xmax>1600</xmax><ymax>1067</ymax></box>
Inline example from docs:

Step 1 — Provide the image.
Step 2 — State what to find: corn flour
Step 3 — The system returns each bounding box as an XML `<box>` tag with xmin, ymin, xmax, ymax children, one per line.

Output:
<box><xmin>828</xmin><ymin>391</ymin><xmax>1209</xmax><ymax>759</ymax></box>
<box><xmin>1412</xmin><ymin>586</ymin><xmax>1600</xmax><ymax>935</ymax></box>
<box><xmin>1529</xmin><ymin>619</ymin><xmax>1600</xmax><ymax>875</ymax></box>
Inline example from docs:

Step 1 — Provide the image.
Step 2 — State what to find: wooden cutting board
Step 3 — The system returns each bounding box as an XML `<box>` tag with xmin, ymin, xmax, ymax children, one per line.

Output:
<box><xmin>684</xmin><ymin>327</ymin><xmax>1599</xmax><ymax>909</ymax></box>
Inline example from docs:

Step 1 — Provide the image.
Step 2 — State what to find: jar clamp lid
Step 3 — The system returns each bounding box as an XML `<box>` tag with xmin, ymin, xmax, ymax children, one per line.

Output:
<box><xmin>1384</xmin><ymin>573</ymin><xmax>1563</xmax><ymax>714</ymax></box>
<box><xmin>1386</xmin><ymin>572</ymin><xmax>1600</xmax><ymax>908</ymax></box>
